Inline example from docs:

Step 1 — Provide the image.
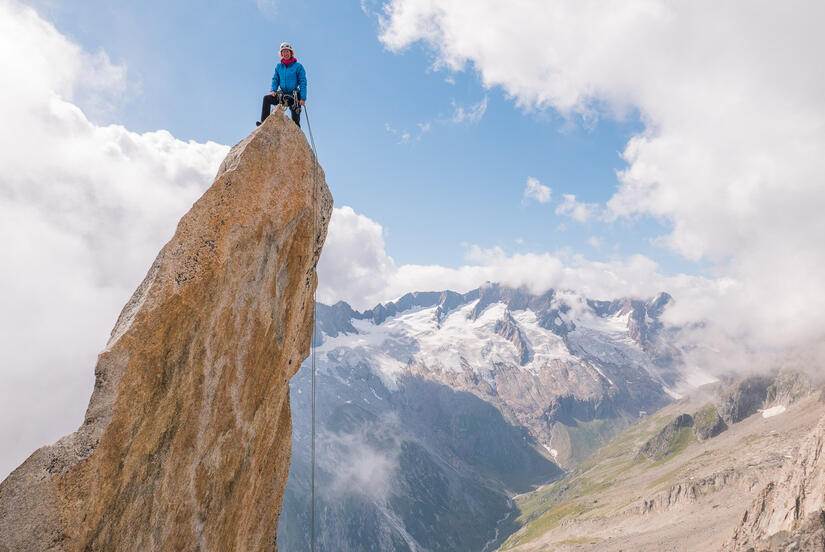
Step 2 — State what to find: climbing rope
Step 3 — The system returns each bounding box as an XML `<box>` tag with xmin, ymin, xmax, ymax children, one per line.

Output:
<box><xmin>304</xmin><ymin>103</ymin><xmax>319</xmax><ymax>552</ymax></box>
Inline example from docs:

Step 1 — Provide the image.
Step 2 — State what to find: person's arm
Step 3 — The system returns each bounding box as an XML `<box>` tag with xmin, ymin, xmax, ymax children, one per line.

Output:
<box><xmin>298</xmin><ymin>64</ymin><xmax>307</xmax><ymax>104</ymax></box>
<box><xmin>271</xmin><ymin>66</ymin><xmax>280</xmax><ymax>93</ymax></box>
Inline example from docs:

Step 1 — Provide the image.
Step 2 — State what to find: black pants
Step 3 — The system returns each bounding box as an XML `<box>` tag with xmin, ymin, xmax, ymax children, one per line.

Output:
<box><xmin>261</xmin><ymin>91</ymin><xmax>301</xmax><ymax>127</ymax></box>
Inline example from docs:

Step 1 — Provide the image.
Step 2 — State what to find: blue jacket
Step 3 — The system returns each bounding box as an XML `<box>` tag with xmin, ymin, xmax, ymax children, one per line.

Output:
<box><xmin>271</xmin><ymin>60</ymin><xmax>307</xmax><ymax>100</ymax></box>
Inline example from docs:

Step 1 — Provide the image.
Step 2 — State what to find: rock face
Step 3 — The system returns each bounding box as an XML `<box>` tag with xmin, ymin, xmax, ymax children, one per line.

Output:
<box><xmin>636</xmin><ymin>413</ymin><xmax>695</xmax><ymax>461</ymax></box>
<box><xmin>692</xmin><ymin>403</ymin><xmax>728</xmax><ymax>440</ymax></box>
<box><xmin>718</xmin><ymin>376</ymin><xmax>773</xmax><ymax>424</ymax></box>
<box><xmin>766</xmin><ymin>370</ymin><xmax>813</xmax><ymax>408</ymax></box>
<box><xmin>640</xmin><ymin>467</ymin><xmax>743</xmax><ymax>515</ymax></box>
<box><xmin>725</xmin><ymin>413</ymin><xmax>825</xmax><ymax>551</ymax></box>
<box><xmin>0</xmin><ymin>113</ymin><xmax>332</xmax><ymax>551</ymax></box>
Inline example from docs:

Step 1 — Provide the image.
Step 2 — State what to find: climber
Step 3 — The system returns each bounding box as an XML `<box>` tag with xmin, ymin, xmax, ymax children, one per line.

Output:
<box><xmin>257</xmin><ymin>42</ymin><xmax>307</xmax><ymax>128</ymax></box>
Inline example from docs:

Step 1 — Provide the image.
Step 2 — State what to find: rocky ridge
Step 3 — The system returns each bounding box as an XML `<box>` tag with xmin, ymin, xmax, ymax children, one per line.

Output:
<box><xmin>725</xmin><ymin>411</ymin><xmax>825</xmax><ymax>551</ymax></box>
<box><xmin>0</xmin><ymin>113</ymin><xmax>332</xmax><ymax>551</ymax></box>
<box><xmin>498</xmin><ymin>371</ymin><xmax>825</xmax><ymax>552</ymax></box>
<box><xmin>313</xmin><ymin>284</ymin><xmax>679</xmax><ymax>467</ymax></box>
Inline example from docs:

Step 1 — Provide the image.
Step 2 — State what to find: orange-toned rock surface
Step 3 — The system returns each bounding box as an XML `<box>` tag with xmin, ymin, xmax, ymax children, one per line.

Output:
<box><xmin>0</xmin><ymin>112</ymin><xmax>332</xmax><ymax>551</ymax></box>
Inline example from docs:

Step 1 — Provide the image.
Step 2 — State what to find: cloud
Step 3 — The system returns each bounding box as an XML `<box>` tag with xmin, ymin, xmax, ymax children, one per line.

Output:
<box><xmin>360</xmin><ymin>0</ymin><xmax>381</xmax><ymax>16</ymax></box>
<box><xmin>449</xmin><ymin>96</ymin><xmax>487</xmax><ymax>124</ymax></box>
<box><xmin>318</xmin><ymin>206</ymin><xmax>721</xmax><ymax>321</ymax></box>
<box><xmin>376</xmin><ymin>0</ymin><xmax>825</xmax><ymax>350</ymax></box>
<box><xmin>0</xmin><ymin>0</ymin><xmax>228</xmax><ymax>480</ymax></box>
<box><xmin>255</xmin><ymin>0</ymin><xmax>278</xmax><ymax>19</ymax></box>
<box><xmin>317</xmin><ymin>206</ymin><xmax>398</xmax><ymax>307</ymax></box>
<box><xmin>385</xmin><ymin>121</ymin><xmax>428</xmax><ymax>144</ymax></box>
<box><xmin>385</xmin><ymin>96</ymin><xmax>485</xmax><ymax>145</ymax></box>
<box><xmin>0</xmin><ymin>0</ymin><xmax>127</xmax><ymax>122</ymax></box>
<box><xmin>555</xmin><ymin>194</ymin><xmax>598</xmax><ymax>222</ymax></box>
<box><xmin>317</xmin><ymin>205</ymin><xmax>825</xmax><ymax>384</ymax></box>
<box><xmin>319</xmin><ymin>415</ymin><xmax>401</xmax><ymax>503</ymax></box>
<box><xmin>523</xmin><ymin>176</ymin><xmax>551</xmax><ymax>204</ymax></box>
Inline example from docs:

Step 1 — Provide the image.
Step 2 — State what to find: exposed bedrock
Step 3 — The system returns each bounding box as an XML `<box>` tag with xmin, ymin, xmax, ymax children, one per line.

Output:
<box><xmin>0</xmin><ymin>113</ymin><xmax>332</xmax><ymax>551</ymax></box>
<box><xmin>718</xmin><ymin>375</ymin><xmax>773</xmax><ymax>424</ymax></box>
<box><xmin>725</xmin><ymin>413</ymin><xmax>825</xmax><ymax>551</ymax></box>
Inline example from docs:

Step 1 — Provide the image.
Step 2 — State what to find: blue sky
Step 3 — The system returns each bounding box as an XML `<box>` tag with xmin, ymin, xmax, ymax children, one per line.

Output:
<box><xmin>29</xmin><ymin>0</ymin><xmax>700</xmax><ymax>273</ymax></box>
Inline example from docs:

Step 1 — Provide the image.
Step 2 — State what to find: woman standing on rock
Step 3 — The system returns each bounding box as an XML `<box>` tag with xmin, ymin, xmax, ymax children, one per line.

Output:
<box><xmin>258</xmin><ymin>42</ymin><xmax>307</xmax><ymax>128</ymax></box>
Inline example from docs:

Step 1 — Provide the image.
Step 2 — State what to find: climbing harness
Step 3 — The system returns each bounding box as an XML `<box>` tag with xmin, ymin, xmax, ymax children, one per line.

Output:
<box><xmin>305</xmin><ymin>103</ymin><xmax>319</xmax><ymax>552</ymax></box>
<box><xmin>274</xmin><ymin>90</ymin><xmax>302</xmax><ymax>113</ymax></box>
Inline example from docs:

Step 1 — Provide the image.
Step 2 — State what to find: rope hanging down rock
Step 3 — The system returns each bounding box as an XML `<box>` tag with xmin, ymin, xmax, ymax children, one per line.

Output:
<box><xmin>304</xmin><ymin>104</ymin><xmax>319</xmax><ymax>552</ymax></box>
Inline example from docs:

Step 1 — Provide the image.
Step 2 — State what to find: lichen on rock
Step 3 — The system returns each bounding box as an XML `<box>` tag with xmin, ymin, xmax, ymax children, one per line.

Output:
<box><xmin>0</xmin><ymin>112</ymin><xmax>332</xmax><ymax>551</ymax></box>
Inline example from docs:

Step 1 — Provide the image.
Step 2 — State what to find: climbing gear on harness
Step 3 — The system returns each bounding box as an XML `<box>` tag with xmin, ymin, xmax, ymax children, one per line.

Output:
<box><xmin>257</xmin><ymin>90</ymin><xmax>302</xmax><ymax>127</ymax></box>
<box><xmin>275</xmin><ymin>90</ymin><xmax>301</xmax><ymax>113</ymax></box>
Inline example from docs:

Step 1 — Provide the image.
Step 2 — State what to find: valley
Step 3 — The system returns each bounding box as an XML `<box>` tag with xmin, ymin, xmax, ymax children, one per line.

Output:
<box><xmin>500</xmin><ymin>377</ymin><xmax>824</xmax><ymax>551</ymax></box>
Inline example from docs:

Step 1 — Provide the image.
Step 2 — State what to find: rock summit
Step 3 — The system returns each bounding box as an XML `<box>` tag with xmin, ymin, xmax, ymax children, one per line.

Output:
<box><xmin>0</xmin><ymin>113</ymin><xmax>332</xmax><ymax>551</ymax></box>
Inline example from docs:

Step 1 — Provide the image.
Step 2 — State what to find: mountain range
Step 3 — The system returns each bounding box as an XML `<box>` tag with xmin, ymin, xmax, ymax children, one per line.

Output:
<box><xmin>278</xmin><ymin>283</ymin><xmax>695</xmax><ymax>551</ymax></box>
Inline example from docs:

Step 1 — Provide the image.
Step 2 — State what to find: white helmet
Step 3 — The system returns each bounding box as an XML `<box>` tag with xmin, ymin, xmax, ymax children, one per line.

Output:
<box><xmin>279</xmin><ymin>42</ymin><xmax>294</xmax><ymax>55</ymax></box>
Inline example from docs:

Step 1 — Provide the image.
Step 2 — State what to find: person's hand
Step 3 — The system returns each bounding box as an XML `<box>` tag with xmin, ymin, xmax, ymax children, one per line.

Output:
<box><xmin>300</xmin><ymin>100</ymin><xmax>306</xmax><ymax>106</ymax></box>
<box><xmin>269</xmin><ymin>91</ymin><xmax>276</xmax><ymax>96</ymax></box>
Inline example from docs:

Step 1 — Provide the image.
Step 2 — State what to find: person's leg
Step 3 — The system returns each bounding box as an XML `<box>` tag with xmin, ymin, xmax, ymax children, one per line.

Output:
<box><xmin>260</xmin><ymin>94</ymin><xmax>277</xmax><ymax>123</ymax></box>
<box><xmin>290</xmin><ymin>92</ymin><xmax>301</xmax><ymax>127</ymax></box>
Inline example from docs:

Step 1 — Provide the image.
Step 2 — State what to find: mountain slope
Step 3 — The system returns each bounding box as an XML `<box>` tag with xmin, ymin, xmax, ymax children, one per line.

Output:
<box><xmin>279</xmin><ymin>284</ymin><xmax>691</xmax><ymax>550</ymax></box>
<box><xmin>498</xmin><ymin>373</ymin><xmax>824</xmax><ymax>552</ymax></box>
<box><xmin>314</xmin><ymin>284</ymin><xmax>679</xmax><ymax>466</ymax></box>
<box><xmin>725</xmin><ymin>408</ymin><xmax>825</xmax><ymax>551</ymax></box>
<box><xmin>278</xmin><ymin>349</ymin><xmax>561</xmax><ymax>552</ymax></box>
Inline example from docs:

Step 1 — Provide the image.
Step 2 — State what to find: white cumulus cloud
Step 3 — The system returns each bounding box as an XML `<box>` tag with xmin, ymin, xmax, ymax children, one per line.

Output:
<box><xmin>0</xmin><ymin>0</ymin><xmax>228</xmax><ymax>480</ymax></box>
<box><xmin>523</xmin><ymin>176</ymin><xmax>551</xmax><ymax>204</ymax></box>
<box><xmin>555</xmin><ymin>194</ymin><xmax>598</xmax><ymax>222</ymax></box>
<box><xmin>318</xmin><ymin>206</ymin><xmax>719</xmax><ymax>325</ymax></box>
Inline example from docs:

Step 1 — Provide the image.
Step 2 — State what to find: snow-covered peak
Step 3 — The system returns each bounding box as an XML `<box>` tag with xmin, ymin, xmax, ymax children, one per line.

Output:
<box><xmin>311</xmin><ymin>284</ymin><xmax>679</xmax><ymax>467</ymax></box>
<box><xmin>315</xmin><ymin>284</ymin><xmax>679</xmax><ymax>391</ymax></box>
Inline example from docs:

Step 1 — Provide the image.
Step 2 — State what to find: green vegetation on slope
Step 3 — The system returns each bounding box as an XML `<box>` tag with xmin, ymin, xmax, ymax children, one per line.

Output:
<box><xmin>648</xmin><ymin>426</ymin><xmax>697</xmax><ymax>467</ymax></box>
<box><xmin>693</xmin><ymin>403</ymin><xmax>728</xmax><ymax>440</ymax></box>
<box><xmin>555</xmin><ymin>417</ymin><xmax>632</xmax><ymax>467</ymax></box>
<box><xmin>498</xmin><ymin>407</ymin><xmax>700</xmax><ymax>550</ymax></box>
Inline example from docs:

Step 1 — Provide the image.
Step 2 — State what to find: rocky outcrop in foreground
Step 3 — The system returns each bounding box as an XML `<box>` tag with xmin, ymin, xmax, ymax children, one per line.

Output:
<box><xmin>725</xmin><ymin>413</ymin><xmax>825</xmax><ymax>551</ymax></box>
<box><xmin>0</xmin><ymin>113</ymin><xmax>332</xmax><ymax>551</ymax></box>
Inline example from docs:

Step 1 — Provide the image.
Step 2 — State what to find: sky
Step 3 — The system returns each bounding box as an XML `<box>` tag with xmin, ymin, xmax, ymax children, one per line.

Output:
<box><xmin>1</xmin><ymin>0</ymin><xmax>824</xmax><ymax>479</ymax></box>
<box><xmin>23</xmin><ymin>0</ymin><xmax>674</xmax><ymax>272</ymax></box>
